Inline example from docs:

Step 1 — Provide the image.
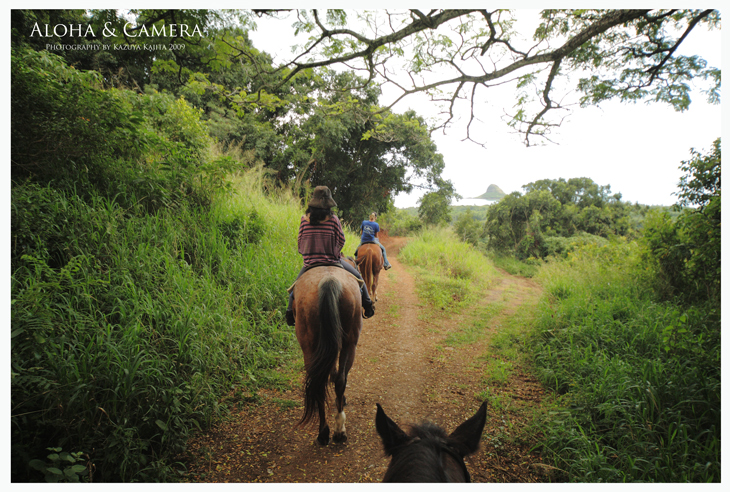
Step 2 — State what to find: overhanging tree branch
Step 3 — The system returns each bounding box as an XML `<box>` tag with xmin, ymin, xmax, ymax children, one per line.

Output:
<box><xmin>238</xmin><ymin>9</ymin><xmax>719</xmax><ymax>144</ymax></box>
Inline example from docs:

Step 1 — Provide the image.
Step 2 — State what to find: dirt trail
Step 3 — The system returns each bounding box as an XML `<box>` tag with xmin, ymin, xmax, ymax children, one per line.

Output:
<box><xmin>184</xmin><ymin>236</ymin><xmax>551</xmax><ymax>483</ymax></box>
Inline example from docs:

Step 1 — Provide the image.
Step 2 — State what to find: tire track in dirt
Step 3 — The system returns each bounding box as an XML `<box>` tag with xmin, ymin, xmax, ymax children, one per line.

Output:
<box><xmin>183</xmin><ymin>236</ymin><xmax>552</xmax><ymax>483</ymax></box>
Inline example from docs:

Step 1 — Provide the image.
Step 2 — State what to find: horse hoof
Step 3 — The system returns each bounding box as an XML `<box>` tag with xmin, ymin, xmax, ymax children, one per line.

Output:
<box><xmin>317</xmin><ymin>426</ymin><xmax>330</xmax><ymax>446</ymax></box>
<box><xmin>333</xmin><ymin>432</ymin><xmax>347</xmax><ymax>443</ymax></box>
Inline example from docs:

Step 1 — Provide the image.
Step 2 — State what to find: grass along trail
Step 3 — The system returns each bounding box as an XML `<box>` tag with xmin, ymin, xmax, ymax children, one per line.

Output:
<box><xmin>183</xmin><ymin>236</ymin><xmax>553</xmax><ymax>482</ymax></box>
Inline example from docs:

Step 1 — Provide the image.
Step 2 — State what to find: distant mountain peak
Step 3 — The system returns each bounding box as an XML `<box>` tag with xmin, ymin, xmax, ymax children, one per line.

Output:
<box><xmin>475</xmin><ymin>184</ymin><xmax>506</xmax><ymax>200</ymax></box>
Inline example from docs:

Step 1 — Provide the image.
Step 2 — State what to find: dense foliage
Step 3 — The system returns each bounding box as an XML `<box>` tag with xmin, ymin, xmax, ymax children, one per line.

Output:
<box><xmin>641</xmin><ymin>138</ymin><xmax>721</xmax><ymax>305</ymax></box>
<box><xmin>526</xmin><ymin>142</ymin><xmax>721</xmax><ymax>482</ymax></box>
<box><xmin>483</xmin><ymin>177</ymin><xmax>639</xmax><ymax>260</ymax></box>
<box><xmin>530</xmin><ymin>242</ymin><xmax>720</xmax><ymax>481</ymax></box>
<box><xmin>11</xmin><ymin>48</ymin><xmax>226</xmax><ymax>213</ymax></box>
<box><xmin>11</xmin><ymin>9</ymin><xmax>455</xmax><ymax>222</ymax></box>
<box><xmin>10</xmin><ymin>44</ymin><xmax>360</xmax><ymax>482</ymax></box>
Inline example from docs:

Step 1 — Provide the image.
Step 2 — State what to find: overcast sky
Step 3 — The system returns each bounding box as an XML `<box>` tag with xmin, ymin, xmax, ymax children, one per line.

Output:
<box><xmin>248</xmin><ymin>7</ymin><xmax>722</xmax><ymax>208</ymax></box>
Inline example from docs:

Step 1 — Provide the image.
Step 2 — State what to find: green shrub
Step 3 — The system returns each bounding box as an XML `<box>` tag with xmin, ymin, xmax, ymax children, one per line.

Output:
<box><xmin>10</xmin><ymin>168</ymin><xmax>308</xmax><ymax>482</ymax></box>
<box><xmin>641</xmin><ymin>139</ymin><xmax>720</xmax><ymax>305</ymax></box>
<box><xmin>380</xmin><ymin>208</ymin><xmax>422</xmax><ymax>236</ymax></box>
<box><xmin>29</xmin><ymin>447</ymin><xmax>90</xmax><ymax>483</ymax></box>
<box><xmin>542</xmin><ymin>232</ymin><xmax>608</xmax><ymax>259</ymax></box>
<box><xmin>11</xmin><ymin>47</ymin><xmax>222</xmax><ymax>212</ymax></box>
<box><xmin>529</xmin><ymin>241</ymin><xmax>720</xmax><ymax>482</ymax></box>
<box><xmin>453</xmin><ymin>210</ymin><xmax>486</xmax><ymax>246</ymax></box>
<box><xmin>12</xmin><ymin>48</ymin><xmax>144</xmax><ymax>193</ymax></box>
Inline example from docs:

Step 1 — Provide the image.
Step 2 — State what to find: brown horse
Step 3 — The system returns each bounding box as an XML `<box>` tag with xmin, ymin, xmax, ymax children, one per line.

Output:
<box><xmin>292</xmin><ymin>265</ymin><xmax>362</xmax><ymax>445</ymax></box>
<box><xmin>355</xmin><ymin>243</ymin><xmax>384</xmax><ymax>301</ymax></box>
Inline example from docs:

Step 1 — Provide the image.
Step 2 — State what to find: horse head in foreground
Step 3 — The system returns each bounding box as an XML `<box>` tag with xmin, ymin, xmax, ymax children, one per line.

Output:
<box><xmin>293</xmin><ymin>265</ymin><xmax>362</xmax><ymax>445</ymax></box>
<box><xmin>375</xmin><ymin>401</ymin><xmax>488</xmax><ymax>482</ymax></box>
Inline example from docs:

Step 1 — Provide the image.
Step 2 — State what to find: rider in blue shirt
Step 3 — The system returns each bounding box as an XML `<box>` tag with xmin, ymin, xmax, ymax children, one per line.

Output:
<box><xmin>356</xmin><ymin>212</ymin><xmax>391</xmax><ymax>270</ymax></box>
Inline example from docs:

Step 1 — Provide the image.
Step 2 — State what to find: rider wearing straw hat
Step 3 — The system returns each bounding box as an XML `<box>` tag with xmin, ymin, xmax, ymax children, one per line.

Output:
<box><xmin>285</xmin><ymin>186</ymin><xmax>375</xmax><ymax>326</ymax></box>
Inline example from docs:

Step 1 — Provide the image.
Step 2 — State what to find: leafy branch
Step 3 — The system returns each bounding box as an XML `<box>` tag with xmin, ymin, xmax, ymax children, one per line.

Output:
<box><xmin>245</xmin><ymin>9</ymin><xmax>719</xmax><ymax>145</ymax></box>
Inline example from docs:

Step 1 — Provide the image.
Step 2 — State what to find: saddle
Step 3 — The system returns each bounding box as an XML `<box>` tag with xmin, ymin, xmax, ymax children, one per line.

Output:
<box><xmin>355</xmin><ymin>241</ymin><xmax>381</xmax><ymax>258</ymax></box>
<box><xmin>287</xmin><ymin>262</ymin><xmax>364</xmax><ymax>293</ymax></box>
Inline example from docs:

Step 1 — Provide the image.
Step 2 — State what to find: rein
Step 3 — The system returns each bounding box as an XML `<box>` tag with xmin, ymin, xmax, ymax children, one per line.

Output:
<box><xmin>406</xmin><ymin>436</ymin><xmax>471</xmax><ymax>482</ymax></box>
<box><xmin>439</xmin><ymin>443</ymin><xmax>470</xmax><ymax>482</ymax></box>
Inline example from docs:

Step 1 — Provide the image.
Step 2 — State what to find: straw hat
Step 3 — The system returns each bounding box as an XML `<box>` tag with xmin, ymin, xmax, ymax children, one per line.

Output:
<box><xmin>308</xmin><ymin>186</ymin><xmax>337</xmax><ymax>209</ymax></box>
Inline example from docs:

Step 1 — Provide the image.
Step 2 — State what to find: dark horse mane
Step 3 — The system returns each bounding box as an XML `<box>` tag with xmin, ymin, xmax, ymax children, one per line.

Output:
<box><xmin>381</xmin><ymin>422</ymin><xmax>470</xmax><ymax>482</ymax></box>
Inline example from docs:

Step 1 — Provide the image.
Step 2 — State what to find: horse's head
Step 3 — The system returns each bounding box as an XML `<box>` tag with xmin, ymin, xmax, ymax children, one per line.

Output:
<box><xmin>375</xmin><ymin>401</ymin><xmax>488</xmax><ymax>482</ymax></box>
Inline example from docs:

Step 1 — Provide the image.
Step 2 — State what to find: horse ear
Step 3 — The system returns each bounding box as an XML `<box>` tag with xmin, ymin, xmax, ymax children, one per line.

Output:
<box><xmin>375</xmin><ymin>403</ymin><xmax>409</xmax><ymax>455</ymax></box>
<box><xmin>447</xmin><ymin>401</ymin><xmax>488</xmax><ymax>457</ymax></box>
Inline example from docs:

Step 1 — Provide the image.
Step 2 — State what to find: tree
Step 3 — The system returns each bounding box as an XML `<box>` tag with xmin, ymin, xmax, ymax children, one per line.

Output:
<box><xmin>271</xmin><ymin>70</ymin><xmax>449</xmax><ymax>223</ymax></box>
<box><xmin>418</xmin><ymin>178</ymin><xmax>460</xmax><ymax>226</ymax></box>
<box><xmin>246</xmin><ymin>9</ymin><xmax>720</xmax><ymax>145</ymax></box>
<box><xmin>678</xmin><ymin>138</ymin><xmax>720</xmax><ymax>295</ymax></box>
<box><xmin>13</xmin><ymin>9</ymin><xmax>455</xmax><ymax>221</ymax></box>
<box><xmin>11</xmin><ymin>48</ymin><xmax>218</xmax><ymax>211</ymax></box>
<box><xmin>454</xmin><ymin>210</ymin><xmax>484</xmax><ymax>246</ymax></box>
<box><xmin>522</xmin><ymin>177</ymin><xmax>616</xmax><ymax>208</ymax></box>
<box><xmin>622</xmin><ymin>138</ymin><xmax>719</xmax><ymax>303</ymax></box>
<box><xmin>20</xmin><ymin>9</ymin><xmax>717</xmax><ymax>145</ymax></box>
<box><xmin>483</xmin><ymin>177</ymin><xmax>632</xmax><ymax>258</ymax></box>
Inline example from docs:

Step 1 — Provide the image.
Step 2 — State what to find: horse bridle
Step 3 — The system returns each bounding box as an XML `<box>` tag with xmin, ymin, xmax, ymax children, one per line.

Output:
<box><xmin>439</xmin><ymin>443</ymin><xmax>471</xmax><ymax>483</ymax></box>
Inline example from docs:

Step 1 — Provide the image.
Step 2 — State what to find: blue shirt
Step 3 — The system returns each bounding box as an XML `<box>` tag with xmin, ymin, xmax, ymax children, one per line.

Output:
<box><xmin>360</xmin><ymin>220</ymin><xmax>380</xmax><ymax>242</ymax></box>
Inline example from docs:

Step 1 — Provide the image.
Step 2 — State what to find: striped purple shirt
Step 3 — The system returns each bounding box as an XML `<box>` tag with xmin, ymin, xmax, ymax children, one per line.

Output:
<box><xmin>298</xmin><ymin>214</ymin><xmax>346</xmax><ymax>266</ymax></box>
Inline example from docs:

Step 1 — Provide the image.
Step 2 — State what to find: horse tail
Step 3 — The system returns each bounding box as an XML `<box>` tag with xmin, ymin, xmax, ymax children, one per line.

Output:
<box><xmin>300</xmin><ymin>275</ymin><xmax>343</xmax><ymax>426</ymax></box>
<box><xmin>363</xmin><ymin>249</ymin><xmax>374</xmax><ymax>294</ymax></box>
<box><xmin>356</xmin><ymin>247</ymin><xmax>373</xmax><ymax>294</ymax></box>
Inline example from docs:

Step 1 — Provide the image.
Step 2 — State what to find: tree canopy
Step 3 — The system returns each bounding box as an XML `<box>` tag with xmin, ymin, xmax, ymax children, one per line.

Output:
<box><xmin>246</xmin><ymin>9</ymin><xmax>720</xmax><ymax>145</ymax></box>
<box><xmin>10</xmin><ymin>8</ymin><xmax>721</xmax><ymax>216</ymax></box>
<box><xmin>483</xmin><ymin>177</ymin><xmax>634</xmax><ymax>259</ymax></box>
<box><xmin>11</xmin><ymin>9</ymin><xmax>455</xmax><ymax>219</ymax></box>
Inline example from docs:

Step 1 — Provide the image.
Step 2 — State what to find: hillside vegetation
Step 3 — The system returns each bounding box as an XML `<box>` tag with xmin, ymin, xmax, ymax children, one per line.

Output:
<box><xmin>10</xmin><ymin>47</ymin><xmax>361</xmax><ymax>482</ymax></box>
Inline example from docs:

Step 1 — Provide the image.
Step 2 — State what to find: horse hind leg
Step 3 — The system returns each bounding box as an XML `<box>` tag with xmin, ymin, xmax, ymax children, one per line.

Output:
<box><xmin>332</xmin><ymin>374</ymin><xmax>347</xmax><ymax>443</ymax></box>
<box><xmin>332</xmin><ymin>351</ymin><xmax>354</xmax><ymax>443</ymax></box>
<box><xmin>316</xmin><ymin>401</ymin><xmax>330</xmax><ymax>445</ymax></box>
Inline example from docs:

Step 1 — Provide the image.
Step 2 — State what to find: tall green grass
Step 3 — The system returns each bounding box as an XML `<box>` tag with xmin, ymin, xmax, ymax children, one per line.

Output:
<box><xmin>528</xmin><ymin>240</ymin><xmax>720</xmax><ymax>482</ymax></box>
<box><xmin>11</xmin><ymin>167</ymin><xmax>360</xmax><ymax>482</ymax></box>
<box><xmin>488</xmin><ymin>254</ymin><xmax>540</xmax><ymax>278</ymax></box>
<box><xmin>398</xmin><ymin>227</ymin><xmax>498</xmax><ymax>311</ymax></box>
